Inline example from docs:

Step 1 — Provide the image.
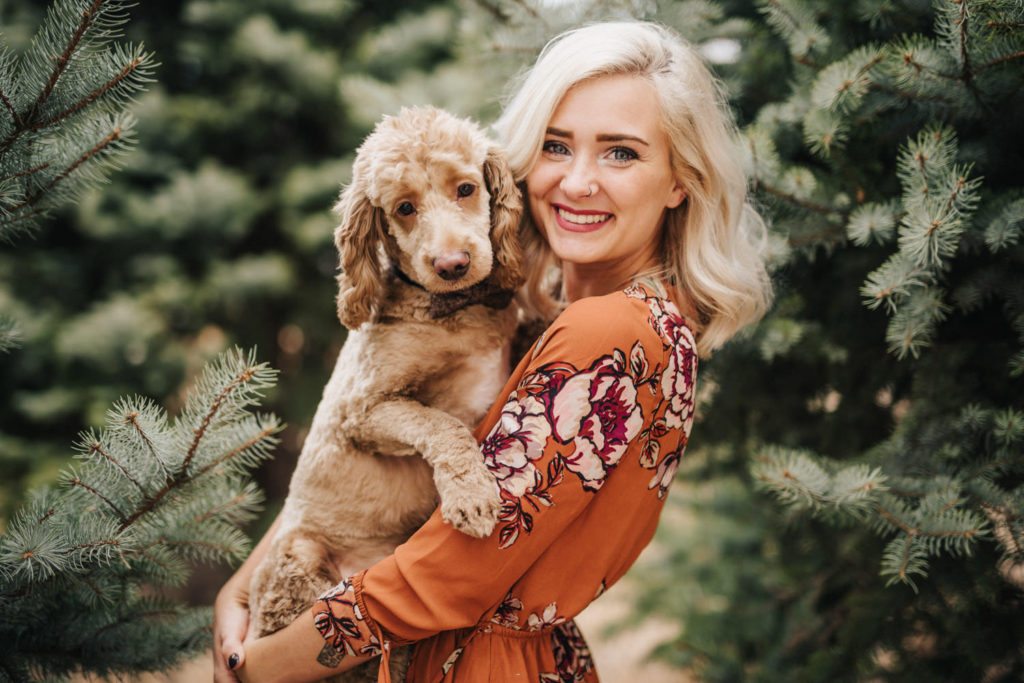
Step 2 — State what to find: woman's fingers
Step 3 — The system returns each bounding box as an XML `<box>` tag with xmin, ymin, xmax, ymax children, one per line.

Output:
<box><xmin>212</xmin><ymin>584</ymin><xmax>250</xmax><ymax>682</ymax></box>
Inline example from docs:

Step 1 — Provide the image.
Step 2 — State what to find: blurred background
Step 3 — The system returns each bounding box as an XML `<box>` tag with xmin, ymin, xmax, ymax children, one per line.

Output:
<box><xmin>2</xmin><ymin>0</ymin><xmax>1023</xmax><ymax>680</ymax></box>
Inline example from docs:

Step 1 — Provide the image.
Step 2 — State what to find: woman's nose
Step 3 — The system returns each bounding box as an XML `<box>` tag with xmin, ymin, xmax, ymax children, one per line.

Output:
<box><xmin>559</xmin><ymin>159</ymin><xmax>597</xmax><ymax>199</ymax></box>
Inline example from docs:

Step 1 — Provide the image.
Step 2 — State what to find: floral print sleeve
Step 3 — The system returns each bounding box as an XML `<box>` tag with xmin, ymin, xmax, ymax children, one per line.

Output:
<box><xmin>310</xmin><ymin>285</ymin><xmax>698</xmax><ymax>678</ymax></box>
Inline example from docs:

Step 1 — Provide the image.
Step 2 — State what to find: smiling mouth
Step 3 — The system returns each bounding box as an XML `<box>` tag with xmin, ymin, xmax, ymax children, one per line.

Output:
<box><xmin>555</xmin><ymin>206</ymin><xmax>612</xmax><ymax>225</ymax></box>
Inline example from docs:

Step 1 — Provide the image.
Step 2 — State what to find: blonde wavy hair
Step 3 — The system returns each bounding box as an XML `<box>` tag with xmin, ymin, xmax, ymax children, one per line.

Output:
<box><xmin>493</xmin><ymin>21</ymin><xmax>772</xmax><ymax>357</ymax></box>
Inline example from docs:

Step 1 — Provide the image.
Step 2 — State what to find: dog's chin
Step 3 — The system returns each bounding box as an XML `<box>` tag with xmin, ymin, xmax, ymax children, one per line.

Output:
<box><xmin>414</xmin><ymin>261</ymin><xmax>495</xmax><ymax>294</ymax></box>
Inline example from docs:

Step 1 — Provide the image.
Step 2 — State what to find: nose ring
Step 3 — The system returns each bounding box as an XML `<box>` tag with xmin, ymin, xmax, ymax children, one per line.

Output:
<box><xmin>585</xmin><ymin>183</ymin><xmax>596</xmax><ymax>198</ymax></box>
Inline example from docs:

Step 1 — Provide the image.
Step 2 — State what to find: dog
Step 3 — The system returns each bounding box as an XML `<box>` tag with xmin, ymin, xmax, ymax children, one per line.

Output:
<box><xmin>247</xmin><ymin>107</ymin><xmax>524</xmax><ymax>681</ymax></box>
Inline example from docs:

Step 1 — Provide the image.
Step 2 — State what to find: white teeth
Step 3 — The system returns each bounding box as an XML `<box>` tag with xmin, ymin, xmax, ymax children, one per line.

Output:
<box><xmin>556</xmin><ymin>207</ymin><xmax>611</xmax><ymax>225</ymax></box>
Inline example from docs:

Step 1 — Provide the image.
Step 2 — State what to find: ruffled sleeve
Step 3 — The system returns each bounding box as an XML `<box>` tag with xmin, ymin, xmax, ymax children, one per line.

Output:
<box><xmin>310</xmin><ymin>285</ymin><xmax>698</xmax><ymax>664</ymax></box>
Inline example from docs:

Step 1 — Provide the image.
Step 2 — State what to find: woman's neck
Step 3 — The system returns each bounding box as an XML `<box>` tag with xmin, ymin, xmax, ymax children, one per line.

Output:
<box><xmin>561</xmin><ymin>255</ymin><xmax>662</xmax><ymax>302</ymax></box>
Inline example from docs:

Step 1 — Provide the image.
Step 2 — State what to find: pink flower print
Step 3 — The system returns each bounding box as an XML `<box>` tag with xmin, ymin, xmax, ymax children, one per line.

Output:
<box><xmin>490</xmin><ymin>591</ymin><xmax>524</xmax><ymax>629</ymax></box>
<box><xmin>658</xmin><ymin>314</ymin><xmax>697</xmax><ymax>430</ymax></box>
<box><xmin>482</xmin><ymin>394</ymin><xmax>551</xmax><ymax>498</ymax></box>
<box><xmin>527</xmin><ymin>602</ymin><xmax>566</xmax><ymax>631</ymax></box>
<box><xmin>551</xmin><ymin>355</ymin><xmax>644</xmax><ymax>490</ymax></box>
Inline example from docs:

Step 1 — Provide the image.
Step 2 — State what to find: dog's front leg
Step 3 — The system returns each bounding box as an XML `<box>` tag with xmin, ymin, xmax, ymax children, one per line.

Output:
<box><xmin>350</xmin><ymin>397</ymin><xmax>501</xmax><ymax>538</ymax></box>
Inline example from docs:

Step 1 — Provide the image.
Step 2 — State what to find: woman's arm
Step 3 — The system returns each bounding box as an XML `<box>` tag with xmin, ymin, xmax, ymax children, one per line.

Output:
<box><xmin>213</xmin><ymin>513</ymin><xmax>283</xmax><ymax>682</ymax></box>
<box><xmin>235</xmin><ymin>608</ymin><xmax>373</xmax><ymax>683</ymax></box>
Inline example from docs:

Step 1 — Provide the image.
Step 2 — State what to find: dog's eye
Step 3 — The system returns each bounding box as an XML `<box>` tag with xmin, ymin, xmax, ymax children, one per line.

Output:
<box><xmin>457</xmin><ymin>183</ymin><xmax>476</xmax><ymax>198</ymax></box>
<box><xmin>396</xmin><ymin>202</ymin><xmax>416</xmax><ymax>216</ymax></box>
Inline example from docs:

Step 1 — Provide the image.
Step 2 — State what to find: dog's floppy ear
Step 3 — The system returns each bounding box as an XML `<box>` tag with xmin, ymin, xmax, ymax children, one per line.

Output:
<box><xmin>483</xmin><ymin>146</ymin><xmax>525</xmax><ymax>291</ymax></box>
<box><xmin>333</xmin><ymin>176</ymin><xmax>387</xmax><ymax>329</ymax></box>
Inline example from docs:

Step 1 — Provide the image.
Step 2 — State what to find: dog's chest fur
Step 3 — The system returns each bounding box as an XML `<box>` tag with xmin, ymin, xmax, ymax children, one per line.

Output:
<box><xmin>280</xmin><ymin>294</ymin><xmax>516</xmax><ymax>553</ymax></box>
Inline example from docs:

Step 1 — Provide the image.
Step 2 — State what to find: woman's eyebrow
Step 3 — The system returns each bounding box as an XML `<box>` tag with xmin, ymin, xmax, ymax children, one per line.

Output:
<box><xmin>545</xmin><ymin>128</ymin><xmax>650</xmax><ymax>146</ymax></box>
<box><xmin>597</xmin><ymin>133</ymin><xmax>650</xmax><ymax>146</ymax></box>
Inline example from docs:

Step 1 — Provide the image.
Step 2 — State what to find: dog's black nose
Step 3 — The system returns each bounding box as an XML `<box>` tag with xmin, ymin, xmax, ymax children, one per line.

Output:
<box><xmin>434</xmin><ymin>251</ymin><xmax>471</xmax><ymax>281</ymax></box>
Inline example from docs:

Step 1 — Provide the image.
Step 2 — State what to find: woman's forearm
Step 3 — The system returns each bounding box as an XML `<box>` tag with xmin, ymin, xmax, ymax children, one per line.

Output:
<box><xmin>237</xmin><ymin>605</ymin><xmax>372</xmax><ymax>683</ymax></box>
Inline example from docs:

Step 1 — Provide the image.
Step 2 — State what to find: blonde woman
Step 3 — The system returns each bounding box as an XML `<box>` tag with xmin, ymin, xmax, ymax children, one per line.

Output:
<box><xmin>216</xmin><ymin>20</ymin><xmax>771</xmax><ymax>683</ymax></box>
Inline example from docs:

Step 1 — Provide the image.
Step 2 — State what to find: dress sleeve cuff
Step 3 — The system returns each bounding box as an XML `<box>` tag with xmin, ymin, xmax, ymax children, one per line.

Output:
<box><xmin>312</xmin><ymin>572</ymin><xmax>385</xmax><ymax>659</ymax></box>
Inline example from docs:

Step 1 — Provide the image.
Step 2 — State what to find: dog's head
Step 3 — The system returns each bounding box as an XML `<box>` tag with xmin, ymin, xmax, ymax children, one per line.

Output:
<box><xmin>333</xmin><ymin>106</ymin><xmax>524</xmax><ymax>329</ymax></box>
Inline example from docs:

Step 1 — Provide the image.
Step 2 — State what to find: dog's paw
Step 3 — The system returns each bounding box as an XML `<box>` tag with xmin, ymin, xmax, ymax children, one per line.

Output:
<box><xmin>435</xmin><ymin>456</ymin><xmax>502</xmax><ymax>538</ymax></box>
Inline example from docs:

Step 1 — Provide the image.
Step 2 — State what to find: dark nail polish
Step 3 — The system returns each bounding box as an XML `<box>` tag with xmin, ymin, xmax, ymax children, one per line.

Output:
<box><xmin>228</xmin><ymin>653</ymin><xmax>239</xmax><ymax>670</ymax></box>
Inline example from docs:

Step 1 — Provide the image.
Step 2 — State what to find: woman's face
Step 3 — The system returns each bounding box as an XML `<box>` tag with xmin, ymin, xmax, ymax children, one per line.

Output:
<box><xmin>526</xmin><ymin>74</ymin><xmax>685</xmax><ymax>287</ymax></box>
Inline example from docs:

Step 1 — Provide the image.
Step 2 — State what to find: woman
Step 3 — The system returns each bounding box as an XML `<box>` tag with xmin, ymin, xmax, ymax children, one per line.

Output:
<box><xmin>215</xmin><ymin>20</ymin><xmax>771</xmax><ymax>683</ymax></box>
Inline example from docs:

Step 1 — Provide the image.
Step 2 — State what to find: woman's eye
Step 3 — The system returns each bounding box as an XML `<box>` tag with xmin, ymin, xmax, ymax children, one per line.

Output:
<box><xmin>609</xmin><ymin>146</ymin><xmax>639</xmax><ymax>162</ymax></box>
<box><xmin>457</xmin><ymin>183</ymin><xmax>476</xmax><ymax>198</ymax></box>
<box><xmin>397</xmin><ymin>202</ymin><xmax>416</xmax><ymax>216</ymax></box>
<box><xmin>542</xmin><ymin>140</ymin><xmax>570</xmax><ymax>156</ymax></box>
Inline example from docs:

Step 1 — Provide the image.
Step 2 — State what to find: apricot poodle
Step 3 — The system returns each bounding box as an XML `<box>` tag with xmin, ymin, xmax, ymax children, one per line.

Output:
<box><xmin>247</xmin><ymin>107</ymin><xmax>524</xmax><ymax>680</ymax></box>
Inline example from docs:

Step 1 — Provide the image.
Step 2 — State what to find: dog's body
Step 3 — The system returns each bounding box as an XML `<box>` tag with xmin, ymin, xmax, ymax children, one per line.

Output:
<box><xmin>248</xmin><ymin>107</ymin><xmax>523</xmax><ymax>681</ymax></box>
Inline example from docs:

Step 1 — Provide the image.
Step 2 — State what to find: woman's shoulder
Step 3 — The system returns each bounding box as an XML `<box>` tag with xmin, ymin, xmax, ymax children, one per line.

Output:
<box><xmin>534</xmin><ymin>284</ymin><xmax>695</xmax><ymax>362</ymax></box>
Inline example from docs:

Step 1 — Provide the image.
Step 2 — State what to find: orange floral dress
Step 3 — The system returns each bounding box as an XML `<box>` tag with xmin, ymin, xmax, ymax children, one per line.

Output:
<box><xmin>311</xmin><ymin>284</ymin><xmax>698</xmax><ymax>682</ymax></box>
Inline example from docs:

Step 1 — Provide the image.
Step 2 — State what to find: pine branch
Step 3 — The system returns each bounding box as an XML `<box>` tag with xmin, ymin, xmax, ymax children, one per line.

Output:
<box><xmin>0</xmin><ymin>0</ymin><xmax>154</xmax><ymax>240</ymax></box>
<box><xmin>7</xmin><ymin>124</ymin><xmax>125</xmax><ymax>213</ymax></box>
<box><xmin>191</xmin><ymin>423</ymin><xmax>281</xmax><ymax>479</ymax></box>
<box><xmin>756</xmin><ymin>180</ymin><xmax>840</xmax><ymax>216</ymax></box>
<box><xmin>942</xmin><ymin>0</ymin><xmax>1010</xmax><ymax>112</ymax></box>
<box><xmin>123</xmin><ymin>410</ymin><xmax>172</xmax><ymax>483</ymax></box>
<box><xmin>0</xmin><ymin>86</ymin><xmax>19</xmax><ymax>125</ymax></box>
<box><xmin>180</xmin><ymin>364</ymin><xmax>260</xmax><ymax>477</ymax></box>
<box><xmin>84</xmin><ymin>437</ymin><xmax>148</xmax><ymax>497</ymax></box>
<box><xmin>35</xmin><ymin>52</ymin><xmax>146</xmax><ymax>130</ymax></box>
<box><xmin>67</xmin><ymin>475</ymin><xmax>128</xmax><ymax>522</ymax></box>
<box><xmin>30</xmin><ymin>0</ymin><xmax>107</xmax><ymax>122</ymax></box>
<box><xmin>0</xmin><ymin>349</ymin><xmax>281</xmax><ymax>678</ymax></box>
<box><xmin>977</xmin><ymin>49</ymin><xmax>1024</xmax><ymax>70</ymax></box>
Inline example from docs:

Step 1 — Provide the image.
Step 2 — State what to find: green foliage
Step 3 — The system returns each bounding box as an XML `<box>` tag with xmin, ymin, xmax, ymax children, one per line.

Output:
<box><xmin>0</xmin><ymin>0</ymin><xmax>155</xmax><ymax>242</ymax></box>
<box><xmin>0</xmin><ymin>347</ymin><xmax>281</xmax><ymax>680</ymax></box>
<box><xmin>744</xmin><ymin>0</ymin><xmax>1024</xmax><ymax>589</ymax></box>
<box><xmin>0</xmin><ymin>316</ymin><xmax>19</xmax><ymax>353</ymax></box>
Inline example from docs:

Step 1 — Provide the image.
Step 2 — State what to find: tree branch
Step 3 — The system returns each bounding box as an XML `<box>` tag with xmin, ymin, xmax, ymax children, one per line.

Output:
<box><xmin>35</xmin><ymin>56</ymin><xmax>144</xmax><ymax>130</ymax></box>
<box><xmin>31</xmin><ymin>0</ymin><xmax>106</xmax><ymax>122</ymax></box>
<box><xmin>88</xmin><ymin>439</ymin><xmax>148</xmax><ymax>496</ymax></box>
<box><xmin>69</xmin><ymin>477</ymin><xmax>126</xmax><ymax>522</ymax></box>
<box><xmin>180</xmin><ymin>365</ymin><xmax>258</xmax><ymax>476</ymax></box>
<box><xmin>7</xmin><ymin>126</ymin><xmax>123</xmax><ymax>213</ymax></box>
<box><xmin>977</xmin><ymin>50</ymin><xmax>1024</xmax><ymax>72</ymax></box>
<box><xmin>123</xmin><ymin>410</ymin><xmax>172</xmax><ymax>482</ymax></box>
<box><xmin>192</xmin><ymin>424</ymin><xmax>279</xmax><ymax>479</ymax></box>
<box><xmin>0</xmin><ymin>86</ymin><xmax>20</xmax><ymax>126</ymax></box>
<box><xmin>875</xmin><ymin>505</ymin><xmax>980</xmax><ymax>539</ymax></box>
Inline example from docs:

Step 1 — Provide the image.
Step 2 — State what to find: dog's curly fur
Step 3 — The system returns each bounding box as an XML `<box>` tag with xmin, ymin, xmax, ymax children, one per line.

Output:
<box><xmin>247</xmin><ymin>107</ymin><xmax>524</xmax><ymax>681</ymax></box>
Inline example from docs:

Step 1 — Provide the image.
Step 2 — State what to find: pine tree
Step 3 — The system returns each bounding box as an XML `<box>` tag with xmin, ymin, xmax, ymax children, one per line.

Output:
<box><xmin>0</xmin><ymin>0</ymin><xmax>153</xmax><ymax>356</ymax></box>
<box><xmin>745</xmin><ymin>0</ymin><xmax>1023</xmax><ymax>597</ymax></box>
<box><xmin>0</xmin><ymin>347</ymin><xmax>281</xmax><ymax>681</ymax></box>
<box><xmin>0</xmin><ymin>0</ymin><xmax>154</xmax><ymax>242</ymax></box>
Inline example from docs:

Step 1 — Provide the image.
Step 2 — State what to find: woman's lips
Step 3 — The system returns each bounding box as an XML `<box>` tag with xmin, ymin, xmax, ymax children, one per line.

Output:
<box><xmin>553</xmin><ymin>204</ymin><xmax>612</xmax><ymax>232</ymax></box>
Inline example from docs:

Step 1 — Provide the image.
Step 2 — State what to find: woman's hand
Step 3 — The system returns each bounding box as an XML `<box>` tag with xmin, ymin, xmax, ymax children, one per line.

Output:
<box><xmin>213</xmin><ymin>573</ymin><xmax>251</xmax><ymax>682</ymax></box>
<box><xmin>213</xmin><ymin>515</ymin><xmax>283</xmax><ymax>681</ymax></box>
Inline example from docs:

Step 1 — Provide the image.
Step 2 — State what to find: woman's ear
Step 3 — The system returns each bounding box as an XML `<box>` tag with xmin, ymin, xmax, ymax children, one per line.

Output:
<box><xmin>483</xmin><ymin>146</ymin><xmax>525</xmax><ymax>291</ymax></box>
<box><xmin>333</xmin><ymin>177</ymin><xmax>387</xmax><ymax>329</ymax></box>
<box><xmin>666</xmin><ymin>182</ymin><xmax>687</xmax><ymax>210</ymax></box>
